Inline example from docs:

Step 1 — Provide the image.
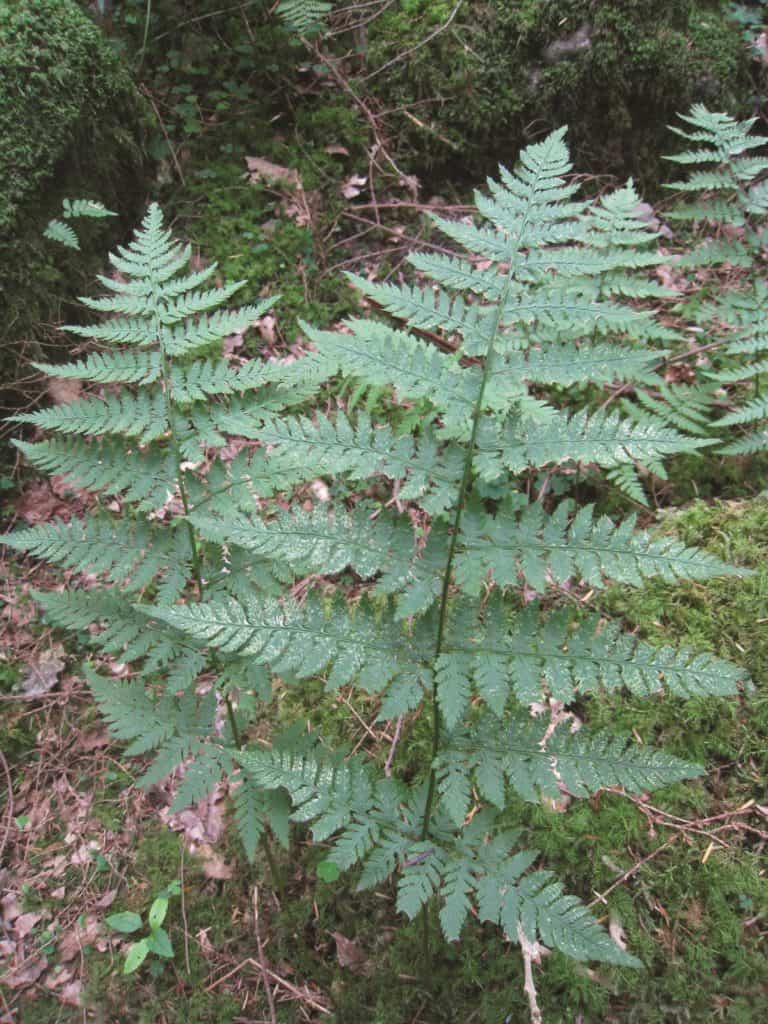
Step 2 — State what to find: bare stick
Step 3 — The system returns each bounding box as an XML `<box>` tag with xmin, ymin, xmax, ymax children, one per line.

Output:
<box><xmin>140</xmin><ymin>85</ymin><xmax>186</xmax><ymax>185</ymax></box>
<box><xmin>0</xmin><ymin>750</ymin><xmax>13</xmax><ymax>865</ymax></box>
<box><xmin>588</xmin><ymin>838</ymin><xmax>677</xmax><ymax>908</ymax></box>
<box><xmin>517</xmin><ymin>924</ymin><xmax>543</xmax><ymax>1024</ymax></box>
<box><xmin>384</xmin><ymin>715</ymin><xmax>404</xmax><ymax>777</ymax></box>
<box><xmin>253</xmin><ymin>887</ymin><xmax>277</xmax><ymax>1024</ymax></box>
<box><xmin>180</xmin><ymin>845</ymin><xmax>192</xmax><ymax>974</ymax></box>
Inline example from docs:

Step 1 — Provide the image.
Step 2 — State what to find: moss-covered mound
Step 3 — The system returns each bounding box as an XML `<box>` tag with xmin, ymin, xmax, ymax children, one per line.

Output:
<box><xmin>368</xmin><ymin>0</ymin><xmax>751</xmax><ymax>190</ymax></box>
<box><xmin>0</xmin><ymin>0</ymin><xmax>149</xmax><ymax>416</ymax></box>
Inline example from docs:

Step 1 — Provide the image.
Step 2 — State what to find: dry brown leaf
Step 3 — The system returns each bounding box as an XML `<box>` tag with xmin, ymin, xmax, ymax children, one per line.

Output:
<box><xmin>199</xmin><ymin>848</ymin><xmax>233</xmax><ymax>880</ymax></box>
<box><xmin>2</xmin><ymin>892</ymin><xmax>20</xmax><ymax>924</ymax></box>
<box><xmin>331</xmin><ymin>931</ymin><xmax>367</xmax><ymax>972</ymax></box>
<box><xmin>310</xmin><ymin>479</ymin><xmax>330</xmax><ymax>503</ymax></box>
<box><xmin>258</xmin><ymin>314</ymin><xmax>278</xmax><ymax>346</ymax></box>
<box><xmin>44</xmin><ymin>966</ymin><xmax>74</xmax><ymax>989</ymax></box>
<box><xmin>59</xmin><ymin>980</ymin><xmax>82</xmax><ymax>1006</ymax></box>
<box><xmin>197</xmin><ymin>927</ymin><xmax>215</xmax><ymax>958</ymax></box>
<box><xmin>80</xmin><ymin>729</ymin><xmax>110</xmax><ymax>751</ymax></box>
<box><xmin>14</xmin><ymin>912</ymin><xmax>42</xmax><ymax>938</ymax></box>
<box><xmin>245</xmin><ymin>155</ymin><xmax>301</xmax><ymax>188</ymax></box>
<box><xmin>16</xmin><ymin>482</ymin><xmax>71</xmax><ymax>525</ymax></box>
<box><xmin>6</xmin><ymin>956</ymin><xmax>48</xmax><ymax>988</ymax></box>
<box><xmin>57</xmin><ymin>914</ymin><xmax>101</xmax><ymax>963</ymax></box>
<box><xmin>223</xmin><ymin>329</ymin><xmax>245</xmax><ymax>354</ymax></box>
<box><xmin>608</xmin><ymin>915</ymin><xmax>629</xmax><ymax>952</ymax></box>
<box><xmin>324</xmin><ymin>144</ymin><xmax>349</xmax><ymax>156</ymax></box>
<box><xmin>22</xmin><ymin>647</ymin><xmax>65</xmax><ymax>697</ymax></box>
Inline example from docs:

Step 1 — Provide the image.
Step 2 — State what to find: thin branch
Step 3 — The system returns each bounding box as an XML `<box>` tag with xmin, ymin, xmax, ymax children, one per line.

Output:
<box><xmin>517</xmin><ymin>923</ymin><xmax>543</xmax><ymax>1024</ymax></box>
<box><xmin>0</xmin><ymin>751</ymin><xmax>14</xmax><ymax>865</ymax></box>
<box><xmin>384</xmin><ymin>715</ymin><xmax>404</xmax><ymax>777</ymax></box>
<box><xmin>253</xmin><ymin>887</ymin><xmax>277</xmax><ymax>1024</ymax></box>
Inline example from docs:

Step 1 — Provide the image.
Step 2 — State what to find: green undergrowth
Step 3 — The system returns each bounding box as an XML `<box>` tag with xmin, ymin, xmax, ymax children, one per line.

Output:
<box><xmin>176</xmin><ymin>160</ymin><xmax>359</xmax><ymax>343</ymax></box>
<box><xmin>80</xmin><ymin>827</ymin><xmax>247</xmax><ymax>1023</ymax></box>
<box><xmin>597</xmin><ymin>498</ymin><xmax>768</xmax><ymax>767</ymax></box>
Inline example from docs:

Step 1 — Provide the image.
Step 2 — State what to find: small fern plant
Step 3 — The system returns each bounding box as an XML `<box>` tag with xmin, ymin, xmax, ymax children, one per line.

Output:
<box><xmin>44</xmin><ymin>198</ymin><xmax>116</xmax><ymax>251</ymax></box>
<box><xmin>6</xmin><ymin>205</ymin><xmax>321</xmax><ymax>851</ymax></box>
<box><xmin>276</xmin><ymin>0</ymin><xmax>332</xmax><ymax>35</ymax></box>
<box><xmin>6</xmin><ymin>135</ymin><xmax>751</xmax><ymax>1001</ymax></box>
<box><xmin>664</xmin><ymin>106</ymin><xmax>768</xmax><ymax>462</ymax></box>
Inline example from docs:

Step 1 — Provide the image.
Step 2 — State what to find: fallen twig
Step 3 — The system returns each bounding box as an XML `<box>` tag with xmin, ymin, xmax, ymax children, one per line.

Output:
<box><xmin>253</xmin><ymin>887</ymin><xmax>277</xmax><ymax>1024</ymax></box>
<box><xmin>517</xmin><ymin>923</ymin><xmax>543</xmax><ymax>1024</ymax></box>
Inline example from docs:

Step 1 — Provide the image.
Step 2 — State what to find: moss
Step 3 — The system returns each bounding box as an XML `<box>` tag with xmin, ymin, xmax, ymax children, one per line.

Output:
<box><xmin>177</xmin><ymin>160</ymin><xmax>359</xmax><ymax>343</ymax></box>
<box><xmin>82</xmin><ymin>824</ymin><xmax>248</xmax><ymax>1022</ymax></box>
<box><xmin>0</xmin><ymin>0</ymin><xmax>149</xmax><ymax>421</ymax></box>
<box><xmin>0</xmin><ymin>662</ymin><xmax>39</xmax><ymax>761</ymax></box>
<box><xmin>18</xmin><ymin>994</ymin><xmax>78</xmax><ymax>1024</ymax></box>
<box><xmin>368</xmin><ymin>0</ymin><xmax>750</xmax><ymax>191</ymax></box>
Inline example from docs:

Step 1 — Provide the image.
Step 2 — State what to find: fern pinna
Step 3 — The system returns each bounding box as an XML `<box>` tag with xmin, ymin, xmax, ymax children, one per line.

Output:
<box><xmin>6</xmin><ymin>135</ymin><xmax>750</xmax><ymax>994</ymax></box>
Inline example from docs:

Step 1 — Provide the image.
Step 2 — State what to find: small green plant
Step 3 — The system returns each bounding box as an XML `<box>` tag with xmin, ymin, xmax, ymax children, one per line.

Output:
<box><xmin>668</xmin><ymin>106</ymin><xmax>768</xmax><ymax>463</ymax></box>
<box><xmin>276</xmin><ymin>0</ymin><xmax>332</xmax><ymax>35</ymax></box>
<box><xmin>6</xmin><ymin>128</ymin><xmax>753</xmax><ymax>1016</ymax></box>
<box><xmin>107</xmin><ymin>879</ymin><xmax>181</xmax><ymax>974</ymax></box>
<box><xmin>623</xmin><ymin>107</ymin><xmax>768</xmax><ymax>470</ymax></box>
<box><xmin>43</xmin><ymin>198</ymin><xmax>116</xmax><ymax>251</ymax></box>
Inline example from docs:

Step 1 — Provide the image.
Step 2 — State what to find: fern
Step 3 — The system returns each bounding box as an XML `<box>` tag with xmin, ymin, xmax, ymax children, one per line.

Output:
<box><xmin>659</xmin><ymin>107</ymin><xmax>768</xmax><ymax>462</ymax></box>
<box><xmin>277</xmin><ymin>0</ymin><xmax>332</xmax><ymax>34</ymax></box>
<box><xmin>6</xmin><ymin>133</ymin><xmax>752</xmax><ymax>1007</ymax></box>
<box><xmin>44</xmin><ymin>197</ymin><xmax>116</xmax><ymax>250</ymax></box>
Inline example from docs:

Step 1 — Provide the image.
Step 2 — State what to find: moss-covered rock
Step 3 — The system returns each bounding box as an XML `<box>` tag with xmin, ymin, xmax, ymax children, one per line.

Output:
<box><xmin>367</xmin><ymin>0</ymin><xmax>750</xmax><ymax>191</ymax></box>
<box><xmin>0</xmin><ymin>0</ymin><xmax>149</xmax><ymax>417</ymax></box>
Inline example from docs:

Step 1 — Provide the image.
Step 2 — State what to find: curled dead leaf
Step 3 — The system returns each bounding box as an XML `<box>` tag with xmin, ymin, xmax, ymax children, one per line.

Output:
<box><xmin>47</xmin><ymin>378</ymin><xmax>82</xmax><ymax>405</ymax></box>
<box><xmin>341</xmin><ymin>174</ymin><xmax>367</xmax><ymax>199</ymax></box>
<box><xmin>608</xmin><ymin>915</ymin><xmax>629</xmax><ymax>952</ymax></box>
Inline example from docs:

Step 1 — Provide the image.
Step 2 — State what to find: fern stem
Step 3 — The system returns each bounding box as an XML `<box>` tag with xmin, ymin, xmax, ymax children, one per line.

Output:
<box><xmin>150</xmin><ymin>292</ymin><xmax>250</xmax><ymax>761</ymax></box>
<box><xmin>420</xmin><ymin>261</ymin><xmax>522</xmax><ymax>841</ymax></box>
<box><xmin>261</xmin><ymin>831</ymin><xmax>285</xmax><ymax>898</ymax></box>
<box><xmin>420</xmin><ymin>903</ymin><xmax>432</xmax><ymax>973</ymax></box>
<box><xmin>224</xmin><ymin>692</ymin><xmax>243</xmax><ymax>749</ymax></box>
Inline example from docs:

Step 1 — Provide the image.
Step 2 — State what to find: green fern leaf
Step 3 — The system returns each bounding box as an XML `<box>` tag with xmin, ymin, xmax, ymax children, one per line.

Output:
<box><xmin>44</xmin><ymin>219</ymin><xmax>79</xmax><ymax>249</ymax></box>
